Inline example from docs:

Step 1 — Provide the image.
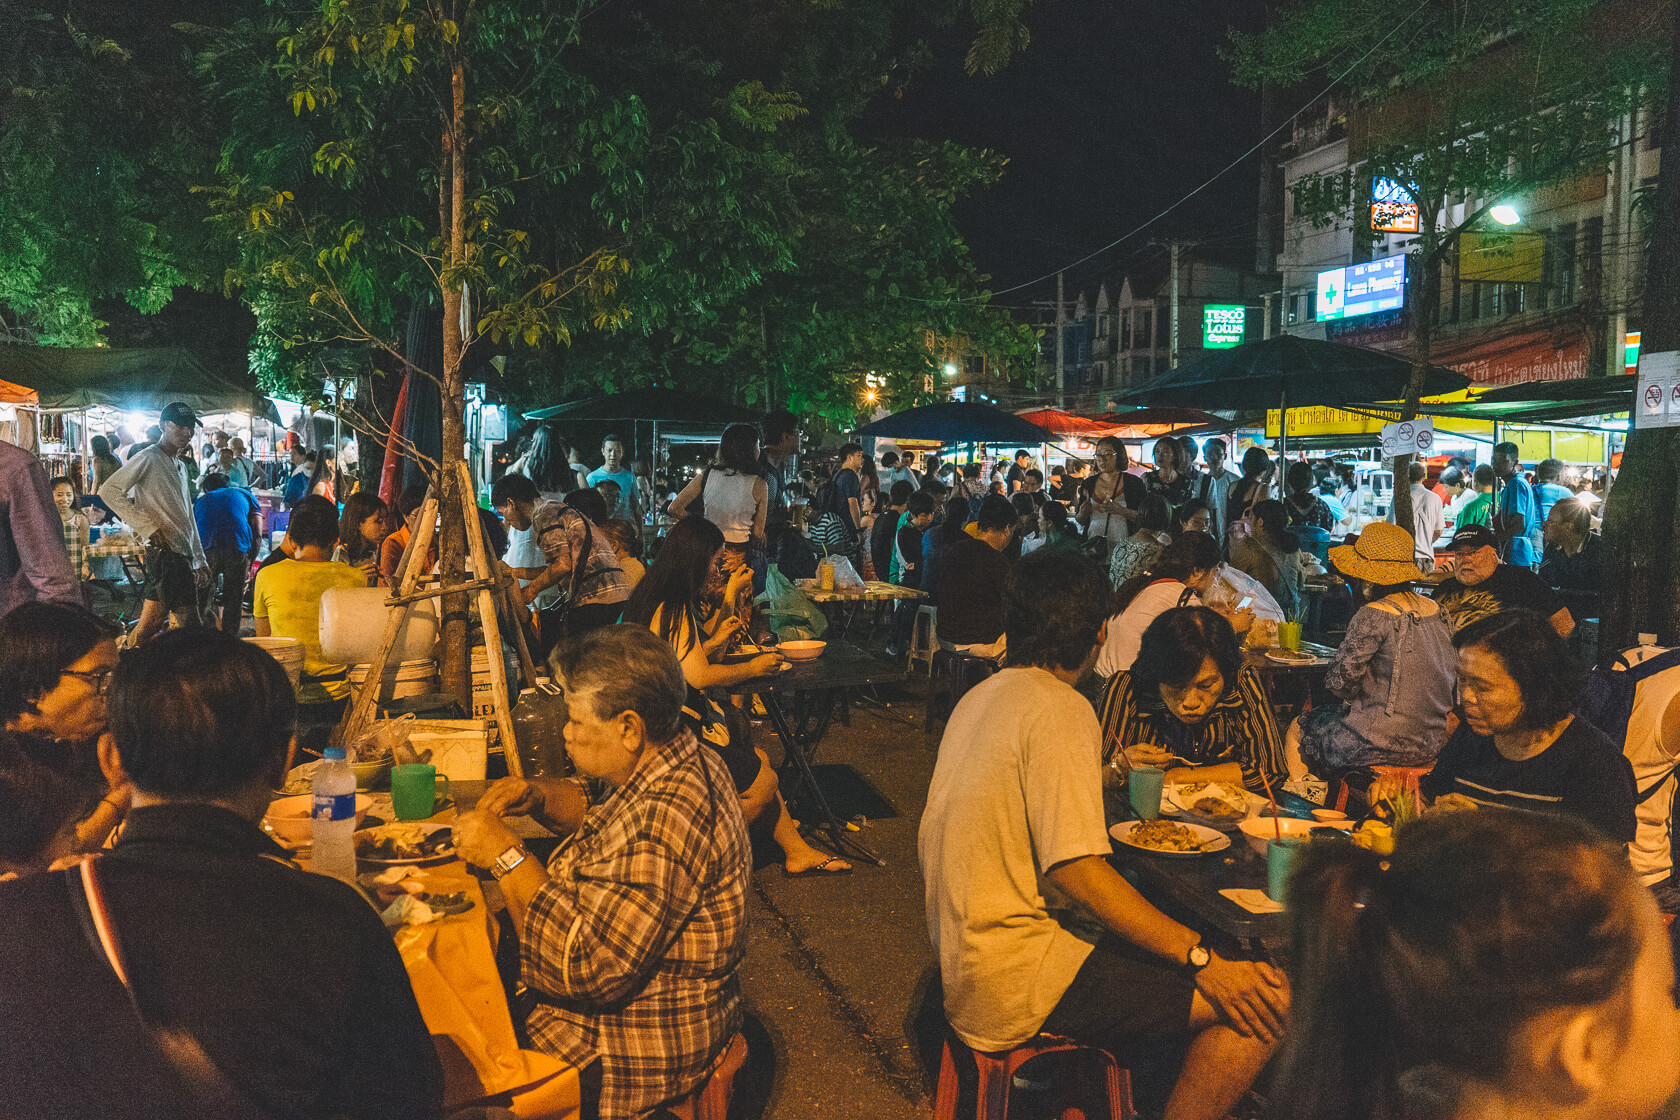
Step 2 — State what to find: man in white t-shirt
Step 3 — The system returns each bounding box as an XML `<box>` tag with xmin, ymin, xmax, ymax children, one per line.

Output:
<box><xmin>1392</xmin><ymin>462</ymin><xmax>1445</xmax><ymax>570</ymax></box>
<box><xmin>1196</xmin><ymin>438</ymin><xmax>1235</xmax><ymax>549</ymax></box>
<box><xmin>920</xmin><ymin>549</ymin><xmax>1287</xmax><ymax>1120</ymax></box>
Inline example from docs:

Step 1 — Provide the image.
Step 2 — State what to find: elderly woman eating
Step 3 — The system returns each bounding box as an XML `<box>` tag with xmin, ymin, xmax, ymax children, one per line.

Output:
<box><xmin>1375</xmin><ymin>609</ymin><xmax>1636</xmax><ymax>842</ymax></box>
<box><xmin>1097</xmin><ymin>606</ymin><xmax>1286</xmax><ymax>793</ymax></box>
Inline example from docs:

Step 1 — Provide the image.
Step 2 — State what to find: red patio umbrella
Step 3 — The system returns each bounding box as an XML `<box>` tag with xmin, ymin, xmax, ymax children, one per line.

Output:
<box><xmin>1014</xmin><ymin>408</ymin><xmax>1121</xmax><ymax>438</ymax></box>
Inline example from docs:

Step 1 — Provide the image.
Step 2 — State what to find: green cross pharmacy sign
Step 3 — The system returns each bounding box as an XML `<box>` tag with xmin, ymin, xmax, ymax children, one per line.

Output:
<box><xmin>1202</xmin><ymin>304</ymin><xmax>1245</xmax><ymax>349</ymax></box>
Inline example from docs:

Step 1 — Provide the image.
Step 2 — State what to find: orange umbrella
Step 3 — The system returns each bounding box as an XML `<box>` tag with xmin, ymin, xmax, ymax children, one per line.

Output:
<box><xmin>0</xmin><ymin>378</ymin><xmax>38</xmax><ymax>406</ymax></box>
<box><xmin>1014</xmin><ymin>408</ymin><xmax>1122</xmax><ymax>438</ymax></box>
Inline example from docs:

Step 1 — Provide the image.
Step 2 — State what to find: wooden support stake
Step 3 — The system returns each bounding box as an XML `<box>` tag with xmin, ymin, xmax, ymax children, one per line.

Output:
<box><xmin>456</xmin><ymin>462</ymin><xmax>522</xmax><ymax>777</ymax></box>
<box><xmin>336</xmin><ymin>490</ymin><xmax>440</xmax><ymax>751</ymax></box>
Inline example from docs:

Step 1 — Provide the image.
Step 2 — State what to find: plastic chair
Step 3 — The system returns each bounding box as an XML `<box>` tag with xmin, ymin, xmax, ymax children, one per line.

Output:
<box><xmin>909</xmin><ymin>605</ymin><xmax>939</xmax><ymax>676</ymax></box>
<box><xmin>1332</xmin><ymin>764</ymin><xmax>1434</xmax><ymax>814</ymax></box>
<box><xmin>663</xmin><ymin>1031</ymin><xmax>748</xmax><ymax>1120</ymax></box>
<box><xmin>934</xmin><ymin>1032</ymin><xmax>1136</xmax><ymax>1120</ymax></box>
<box><xmin>926</xmin><ymin>650</ymin><xmax>999</xmax><ymax>728</ymax></box>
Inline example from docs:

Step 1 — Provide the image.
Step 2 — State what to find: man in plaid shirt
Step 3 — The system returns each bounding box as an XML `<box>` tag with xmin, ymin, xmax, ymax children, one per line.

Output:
<box><xmin>455</xmin><ymin>625</ymin><xmax>750</xmax><ymax>1119</ymax></box>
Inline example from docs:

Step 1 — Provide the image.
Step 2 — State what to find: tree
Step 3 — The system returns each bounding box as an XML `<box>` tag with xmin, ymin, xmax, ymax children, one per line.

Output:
<box><xmin>1230</xmin><ymin>0</ymin><xmax>1662</xmax><ymax>542</ymax></box>
<box><xmin>0</xmin><ymin>3</ymin><xmax>227</xmax><ymax>344</ymax></box>
<box><xmin>1602</xmin><ymin>12</ymin><xmax>1680</xmax><ymax>650</ymax></box>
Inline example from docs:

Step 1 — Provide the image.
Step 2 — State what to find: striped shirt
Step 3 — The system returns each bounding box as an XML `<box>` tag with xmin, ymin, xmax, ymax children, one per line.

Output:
<box><xmin>1097</xmin><ymin>664</ymin><xmax>1286</xmax><ymax>792</ymax></box>
<box><xmin>521</xmin><ymin>729</ymin><xmax>750</xmax><ymax>1119</ymax></box>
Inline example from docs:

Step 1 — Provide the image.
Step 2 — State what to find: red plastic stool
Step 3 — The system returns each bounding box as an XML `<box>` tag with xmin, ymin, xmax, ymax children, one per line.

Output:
<box><xmin>934</xmin><ymin>1032</ymin><xmax>1137</xmax><ymax>1120</ymax></box>
<box><xmin>1333</xmin><ymin>764</ymin><xmax>1433</xmax><ymax>814</ymax></box>
<box><xmin>664</xmin><ymin>1031</ymin><xmax>748</xmax><ymax>1120</ymax></box>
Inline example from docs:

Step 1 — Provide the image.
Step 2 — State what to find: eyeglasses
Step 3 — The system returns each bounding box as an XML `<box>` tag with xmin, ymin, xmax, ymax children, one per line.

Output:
<box><xmin>60</xmin><ymin>668</ymin><xmax>115</xmax><ymax>695</ymax></box>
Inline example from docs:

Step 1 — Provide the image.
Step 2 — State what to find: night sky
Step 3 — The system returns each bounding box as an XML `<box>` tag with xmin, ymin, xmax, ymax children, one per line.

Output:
<box><xmin>865</xmin><ymin>0</ymin><xmax>1268</xmax><ymax>303</ymax></box>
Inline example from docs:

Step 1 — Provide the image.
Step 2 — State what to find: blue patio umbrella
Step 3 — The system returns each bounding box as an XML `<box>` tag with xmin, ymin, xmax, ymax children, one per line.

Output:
<box><xmin>853</xmin><ymin>401</ymin><xmax>1053</xmax><ymax>445</ymax></box>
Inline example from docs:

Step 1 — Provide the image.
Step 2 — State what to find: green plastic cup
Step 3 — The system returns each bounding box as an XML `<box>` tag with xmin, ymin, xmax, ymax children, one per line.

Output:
<box><xmin>1277</xmin><ymin>621</ymin><xmax>1303</xmax><ymax>651</ymax></box>
<box><xmin>1128</xmin><ymin>765</ymin><xmax>1166</xmax><ymax>821</ymax></box>
<box><xmin>1267</xmin><ymin>837</ymin><xmax>1305</xmax><ymax>902</ymax></box>
<box><xmin>391</xmin><ymin>763</ymin><xmax>449</xmax><ymax>821</ymax></box>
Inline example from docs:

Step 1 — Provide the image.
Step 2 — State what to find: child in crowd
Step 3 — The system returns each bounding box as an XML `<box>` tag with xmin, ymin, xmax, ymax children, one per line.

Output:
<box><xmin>49</xmin><ymin>477</ymin><xmax>90</xmax><ymax>596</ymax></box>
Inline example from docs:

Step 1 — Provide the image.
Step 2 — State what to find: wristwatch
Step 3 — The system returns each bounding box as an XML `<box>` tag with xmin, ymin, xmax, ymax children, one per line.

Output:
<box><xmin>490</xmin><ymin>844</ymin><xmax>529</xmax><ymax>879</ymax></box>
<box><xmin>1185</xmin><ymin>941</ymin><xmax>1211</xmax><ymax>973</ymax></box>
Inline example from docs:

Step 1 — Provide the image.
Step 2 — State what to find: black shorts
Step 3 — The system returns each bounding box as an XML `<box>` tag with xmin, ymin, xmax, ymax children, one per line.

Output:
<box><xmin>142</xmin><ymin>544</ymin><xmax>198</xmax><ymax>612</ymax></box>
<box><xmin>706</xmin><ymin>735</ymin><xmax>766</xmax><ymax>794</ymax></box>
<box><xmin>1039</xmin><ymin>935</ymin><xmax>1196</xmax><ymax>1048</ymax></box>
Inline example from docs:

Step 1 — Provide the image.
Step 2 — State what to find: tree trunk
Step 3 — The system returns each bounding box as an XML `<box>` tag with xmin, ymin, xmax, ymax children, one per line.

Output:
<box><xmin>1393</xmin><ymin>222</ymin><xmax>1442</xmax><ymax>547</ymax></box>
<box><xmin>436</xmin><ymin>56</ymin><xmax>471</xmax><ymax>710</ymax></box>
<box><xmin>1603</xmin><ymin>17</ymin><xmax>1680</xmax><ymax>650</ymax></box>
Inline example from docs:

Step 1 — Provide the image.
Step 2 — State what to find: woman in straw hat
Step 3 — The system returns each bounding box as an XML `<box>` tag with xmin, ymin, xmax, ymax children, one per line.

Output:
<box><xmin>1286</xmin><ymin>522</ymin><xmax>1456</xmax><ymax>780</ymax></box>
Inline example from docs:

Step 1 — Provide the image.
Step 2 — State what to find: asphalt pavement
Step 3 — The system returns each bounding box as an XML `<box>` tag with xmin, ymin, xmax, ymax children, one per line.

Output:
<box><xmin>736</xmin><ymin>669</ymin><xmax>944</xmax><ymax>1119</ymax></box>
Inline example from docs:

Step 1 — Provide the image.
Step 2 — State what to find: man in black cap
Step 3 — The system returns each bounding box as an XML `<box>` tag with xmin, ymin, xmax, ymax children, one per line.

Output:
<box><xmin>1432</xmin><ymin>523</ymin><xmax>1573</xmax><ymax>638</ymax></box>
<box><xmin>99</xmin><ymin>402</ymin><xmax>207</xmax><ymax>643</ymax></box>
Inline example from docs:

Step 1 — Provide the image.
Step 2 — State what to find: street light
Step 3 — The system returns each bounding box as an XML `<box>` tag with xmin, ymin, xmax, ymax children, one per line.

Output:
<box><xmin>943</xmin><ymin>363</ymin><xmax>957</xmax><ymax>377</ymax></box>
<box><xmin>1489</xmin><ymin>204</ymin><xmax>1521</xmax><ymax>226</ymax></box>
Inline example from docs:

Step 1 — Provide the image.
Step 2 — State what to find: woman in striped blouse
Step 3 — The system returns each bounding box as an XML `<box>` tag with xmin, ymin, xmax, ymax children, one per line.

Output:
<box><xmin>1097</xmin><ymin>606</ymin><xmax>1286</xmax><ymax>793</ymax></box>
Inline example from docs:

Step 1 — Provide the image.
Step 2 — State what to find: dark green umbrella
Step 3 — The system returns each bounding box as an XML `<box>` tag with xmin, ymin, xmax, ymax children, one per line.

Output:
<box><xmin>1115</xmin><ymin>335</ymin><xmax>1472</xmax><ymax>467</ymax></box>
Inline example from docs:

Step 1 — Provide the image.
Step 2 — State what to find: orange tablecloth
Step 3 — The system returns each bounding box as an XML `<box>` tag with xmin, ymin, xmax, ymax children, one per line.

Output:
<box><xmin>395</xmin><ymin>862</ymin><xmax>580</xmax><ymax>1119</ymax></box>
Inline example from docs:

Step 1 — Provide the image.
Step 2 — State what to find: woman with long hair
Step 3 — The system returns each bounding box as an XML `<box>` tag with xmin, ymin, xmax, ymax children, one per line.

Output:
<box><xmin>1225</xmin><ymin>446</ymin><xmax>1274</xmax><ymax>549</ymax></box>
<box><xmin>512</xmin><ymin>424</ymin><xmax>582</xmax><ymax>498</ymax></box>
<box><xmin>668</xmin><ymin>423</ymin><xmax>768</xmax><ymax>589</ymax></box>
<box><xmin>1107</xmin><ymin>493</ymin><xmax>1173</xmax><ymax>586</ymax></box>
<box><xmin>1142</xmin><ymin>436</ymin><xmax>1192</xmax><ymax>507</ymax></box>
<box><xmin>307</xmin><ymin>445</ymin><xmax>336</xmax><ymax>503</ymax></box>
<box><xmin>1274</xmin><ymin>809</ymin><xmax>1679</xmax><ymax>1120</ymax></box>
<box><xmin>334</xmin><ymin>491</ymin><xmax>392</xmax><ymax>585</ymax></box>
<box><xmin>1098</xmin><ymin>606</ymin><xmax>1285</xmax><ymax>791</ymax></box>
<box><xmin>621</xmin><ymin>517</ymin><xmax>851</xmax><ymax>875</ymax></box>
<box><xmin>1075</xmin><ymin>435</ymin><xmax>1146</xmax><ymax>555</ymax></box>
<box><xmin>1096</xmin><ymin>531</ymin><xmax>1254</xmax><ymax>679</ymax></box>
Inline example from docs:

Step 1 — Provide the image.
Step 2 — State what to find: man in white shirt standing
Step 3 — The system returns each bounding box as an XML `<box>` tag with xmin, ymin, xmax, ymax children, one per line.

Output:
<box><xmin>1195</xmin><ymin>438</ymin><xmax>1235</xmax><ymax>550</ymax></box>
<box><xmin>1393</xmin><ymin>461</ymin><xmax>1445</xmax><ymax>571</ymax></box>
<box><xmin>920</xmin><ymin>549</ymin><xmax>1287</xmax><ymax>1120</ymax></box>
<box><xmin>99</xmin><ymin>402</ymin><xmax>208</xmax><ymax>643</ymax></box>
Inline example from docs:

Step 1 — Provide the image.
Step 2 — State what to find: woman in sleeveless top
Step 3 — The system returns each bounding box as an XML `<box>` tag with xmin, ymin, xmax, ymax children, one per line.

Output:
<box><xmin>670</xmin><ymin>423</ymin><xmax>768</xmax><ymax>610</ymax></box>
<box><xmin>1076</xmin><ymin>435</ymin><xmax>1146</xmax><ymax>553</ymax></box>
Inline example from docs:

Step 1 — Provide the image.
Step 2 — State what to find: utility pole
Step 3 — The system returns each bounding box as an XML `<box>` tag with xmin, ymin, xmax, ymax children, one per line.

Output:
<box><xmin>1055</xmin><ymin>270</ymin><xmax>1066</xmax><ymax>409</ymax></box>
<box><xmin>1262</xmin><ymin>292</ymin><xmax>1274</xmax><ymax>341</ymax></box>
<box><xmin>1169</xmin><ymin>242</ymin><xmax>1181</xmax><ymax>369</ymax></box>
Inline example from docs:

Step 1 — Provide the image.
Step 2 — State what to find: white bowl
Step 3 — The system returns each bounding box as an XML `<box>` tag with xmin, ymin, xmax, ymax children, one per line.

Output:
<box><xmin>1237</xmin><ymin>815</ymin><xmax>1318</xmax><ymax>855</ymax></box>
<box><xmin>264</xmin><ymin>792</ymin><xmax>374</xmax><ymax>848</ymax></box>
<box><xmin>778</xmin><ymin>640</ymin><xmax>827</xmax><ymax>662</ymax></box>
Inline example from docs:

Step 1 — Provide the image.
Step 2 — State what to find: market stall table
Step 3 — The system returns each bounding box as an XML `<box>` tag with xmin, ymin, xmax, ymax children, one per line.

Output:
<box><xmin>85</xmin><ymin>538</ymin><xmax>147</xmax><ymax>585</ymax></box>
<box><xmin>287</xmin><ymin>789</ymin><xmax>580</xmax><ymax>1119</ymax></box>
<box><xmin>724</xmin><ymin>642</ymin><xmax>907</xmax><ymax>866</ymax></box>
<box><xmin>794</xmin><ymin>578</ymin><xmax>925</xmax><ymax>639</ymax></box>
<box><xmin>1105</xmin><ymin>789</ymin><xmax>1322</xmax><ymax>956</ymax></box>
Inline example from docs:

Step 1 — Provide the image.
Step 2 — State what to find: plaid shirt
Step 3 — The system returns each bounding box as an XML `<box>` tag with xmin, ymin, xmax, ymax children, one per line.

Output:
<box><xmin>522</xmin><ymin>729</ymin><xmax>750</xmax><ymax>1119</ymax></box>
<box><xmin>60</xmin><ymin>512</ymin><xmax>89</xmax><ymax>580</ymax></box>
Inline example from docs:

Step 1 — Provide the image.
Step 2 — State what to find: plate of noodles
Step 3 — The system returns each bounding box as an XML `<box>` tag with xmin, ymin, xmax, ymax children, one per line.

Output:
<box><xmin>1109</xmin><ymin>818</ymin><xmax>1230</xmax><ymax>857</ymax></box>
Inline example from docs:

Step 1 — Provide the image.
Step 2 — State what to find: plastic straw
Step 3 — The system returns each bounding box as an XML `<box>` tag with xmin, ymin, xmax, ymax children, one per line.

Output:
<box><xmin>1257</xmin><ymin>767</ymin><xmax>1282</xmax><ymax>842</ymax></box>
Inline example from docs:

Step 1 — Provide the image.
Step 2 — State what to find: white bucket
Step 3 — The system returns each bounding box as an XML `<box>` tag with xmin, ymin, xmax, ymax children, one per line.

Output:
<box><xmin>412</xmin><ymin>729</ymin><xmax>489</xmax><ymax>782</ymax></box>
<box><xmin>245</xmin><ymin>637</ymin><xmax>305</xmax><ymax>689</ymax></box>
<box><xmin>319</xmin><ymin>587</ymin><xmax>438</xmax><ymax>665</ymax></box>
<box><xmin>348</xmin><ymin>659</ymin><xmax>437</xmax><ymax>700</ymax></box>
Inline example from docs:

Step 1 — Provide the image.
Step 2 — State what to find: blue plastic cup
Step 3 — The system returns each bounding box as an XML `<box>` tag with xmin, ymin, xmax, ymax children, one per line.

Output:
<box><xmin>1128</xmin><ymin>765</ymin><xmax>1166</xmax><ymax>821</ymax></box>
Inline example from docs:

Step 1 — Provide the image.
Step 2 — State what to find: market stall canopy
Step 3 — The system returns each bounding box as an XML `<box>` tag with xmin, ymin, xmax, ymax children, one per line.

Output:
<box><xmin>1090</xmin><ymin>407</ymin><xmax>1230</xmax><ymax>435</ymax></box>
<box><xmin>521</xmin><ymin>387</ymin><xmax>757</xmax><ymax>425</ymax></box>
<box><xmin>1114</xmin><ymin>335</ymin><xmax>1471</xmax><ymax>411</ymax></box>
<box><xmin>0</xmin><ymin>346</ymin><xmax>279</xmax><ymax>422</ymax></box>
<box><xmin>1413</xmin><ymin>376</ymin><xmax>1631</xmax><ymax>426</ymax></box>
<box><xmin>854</xmin><ymin>401</ymin><xmax>1057</xmax><ymax>445</ymax></box>
<box><xmin>1013</xmin><ymin>408</ymin><xmax>1121</xmax><ymax>438</ymax></box>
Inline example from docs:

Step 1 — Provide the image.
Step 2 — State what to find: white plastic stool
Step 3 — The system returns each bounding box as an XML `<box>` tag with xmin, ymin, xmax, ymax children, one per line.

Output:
<box><xmin>909</xmin><ymin>604</ymin><xmax>938</xmax><ymax>676</ymax></box>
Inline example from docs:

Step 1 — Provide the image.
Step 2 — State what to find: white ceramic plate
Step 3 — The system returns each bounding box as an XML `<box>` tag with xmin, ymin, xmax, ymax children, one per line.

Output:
<box><xmin>1110</xmin><ymin>819</ymin><xmax>1230</xmax><ymax>857</ymax></box>
<box><xmin>1162</xmin><ymin>782</ymin><xmax>1252</xmax><ymax>829</ymax></box>
<box><xmin>354</xmin><ymin>822</ymin><xmax>455</xmax><ymax>867</ymax></box>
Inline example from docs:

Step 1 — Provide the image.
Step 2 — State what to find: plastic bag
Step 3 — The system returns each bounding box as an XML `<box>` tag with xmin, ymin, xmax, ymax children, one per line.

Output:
<box><xmin>755</xmin><ymin>563</ymin><xmax>829</xmax><ymax>642</ymax></box>
<box><xmin>827</xmin><ymin>555</ymin><xmax>865</xmax><ymax>592</ymax></box>
<box><xmin>1207</xmin><ymin>563</ymin><xmax>1284</xmax><ymax>622</ymax></box>
<box><xmin>352</xmin><ymin>713</ymin><xmax>416</xmax><ymax>764</ymax></box>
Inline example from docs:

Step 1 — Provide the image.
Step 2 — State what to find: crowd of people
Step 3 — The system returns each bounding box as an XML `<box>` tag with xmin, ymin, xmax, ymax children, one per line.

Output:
<box><xmin>2</xmin><ymin>400</ymin><xmax>1672</xmax><ymax>1120</ymax></box>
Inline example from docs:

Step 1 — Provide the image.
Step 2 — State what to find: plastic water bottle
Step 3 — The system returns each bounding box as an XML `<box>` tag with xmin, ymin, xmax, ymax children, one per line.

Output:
<box><xmin>513</xmin><ymin>677</ymin><xmax>570</xmax><ymax>778</ymax></box>
<box><xmin>312</xmin><ymin>747</ymin><xmax>358</xmax><ymax>881</ymax></box>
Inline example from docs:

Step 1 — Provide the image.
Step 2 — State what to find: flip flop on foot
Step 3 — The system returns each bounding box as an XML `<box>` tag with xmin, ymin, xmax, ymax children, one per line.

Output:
<box><xmin>783</xmin><ymin>855</ymin><xmax>852</xmax><ymax>878</ymax></box>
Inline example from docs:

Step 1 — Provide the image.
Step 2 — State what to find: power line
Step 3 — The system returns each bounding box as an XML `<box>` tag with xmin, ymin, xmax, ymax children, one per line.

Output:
<box><xmin>928</xmin><ymin>0</ymin><xmax>1435</xmax><ymax>305</ymax></box>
